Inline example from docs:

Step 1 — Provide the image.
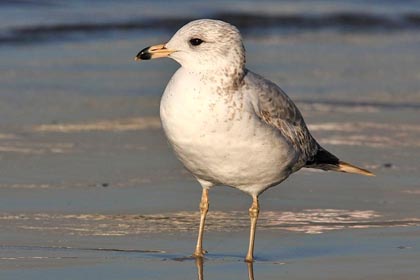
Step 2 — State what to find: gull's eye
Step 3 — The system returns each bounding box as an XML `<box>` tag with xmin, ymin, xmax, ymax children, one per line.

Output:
<box><xmin>189</xmin><ymin>38</ymin><xmax>204</xmax><ymax>46</ymax></box>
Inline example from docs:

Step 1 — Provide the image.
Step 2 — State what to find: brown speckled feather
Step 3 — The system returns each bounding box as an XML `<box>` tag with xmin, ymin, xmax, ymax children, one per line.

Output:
<box><xmin>245</xmin><ymin>71</ymin><xmax>319</xmax><ymax>170</ymax></box>
<box><xmin>244</xmin><ymin>71</ymin><xmax>373</xmax><ymax>176</ymax></box>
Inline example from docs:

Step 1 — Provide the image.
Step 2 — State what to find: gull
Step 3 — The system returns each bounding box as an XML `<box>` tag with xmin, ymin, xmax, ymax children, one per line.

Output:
<box><xmin>134</xmin><ymin>19</ymin><xmax>373</xmax><ymax>262</ymax></box>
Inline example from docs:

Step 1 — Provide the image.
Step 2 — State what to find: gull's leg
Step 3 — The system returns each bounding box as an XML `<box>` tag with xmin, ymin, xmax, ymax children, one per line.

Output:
<box><xmin>245</xmin><ymin>195</ymin><xmax>259</xmax><ymax>262</ymax></box>
<box><xmin>193</xmin><ymin>188</ymin><xmax>209</xmax><ymax>257</ymax></box>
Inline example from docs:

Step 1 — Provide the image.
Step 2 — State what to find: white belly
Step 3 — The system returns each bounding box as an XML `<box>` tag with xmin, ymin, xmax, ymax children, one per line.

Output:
<box><xmin>160</xmin><ymin>69</ymin><xmax>296</xmax><ymax>195</ymax></box>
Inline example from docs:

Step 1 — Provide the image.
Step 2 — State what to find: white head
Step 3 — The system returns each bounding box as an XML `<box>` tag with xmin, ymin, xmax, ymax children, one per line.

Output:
<box><xmin>135</xmin><ymin>19</ymin><xmax>246</xmax><ymax>74</ymax></box>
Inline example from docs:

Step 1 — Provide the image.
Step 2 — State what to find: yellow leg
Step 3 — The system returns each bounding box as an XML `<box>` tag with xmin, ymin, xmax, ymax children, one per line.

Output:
<box><xmin>245</xmin><ymin>195</ymin><xmax>259</xmax><ymax>262</ymax></box>
<box><xmin>193</xmin><ymin>188</ymin><xmax>209</xmax><ymax>257</ymax></box>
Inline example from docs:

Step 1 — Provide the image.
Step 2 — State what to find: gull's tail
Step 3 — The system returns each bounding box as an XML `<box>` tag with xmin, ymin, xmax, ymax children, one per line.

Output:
<box><xmin>334</xmin><ymin>160</ymin><xmax>375</xmax><ymax>176</ymax></box>
<box><xmin>305</xmin><ymin>147</ymin><xmax>375</xmax><ymax>176</ymax></box>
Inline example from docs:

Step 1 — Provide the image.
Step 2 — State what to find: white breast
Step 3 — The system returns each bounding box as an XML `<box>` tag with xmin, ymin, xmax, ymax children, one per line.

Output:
<box><xmin>160</xmin><ymin>68</ymin><xmax>296</xmax><ymax>195</ymax></box>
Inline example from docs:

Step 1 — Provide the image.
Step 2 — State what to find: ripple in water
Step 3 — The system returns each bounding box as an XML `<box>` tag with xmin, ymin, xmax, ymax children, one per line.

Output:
<box><xmin>1</xmin><ymin>209</ymin><xmax>419</xmax><ymax>236</ymax></box>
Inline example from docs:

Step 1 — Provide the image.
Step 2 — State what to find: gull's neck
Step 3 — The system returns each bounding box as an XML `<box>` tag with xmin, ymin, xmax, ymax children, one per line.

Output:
<box><xmin>183</xmin><ymin>61</ymin><xmax>246</xmax><ymax>92</ymax></box>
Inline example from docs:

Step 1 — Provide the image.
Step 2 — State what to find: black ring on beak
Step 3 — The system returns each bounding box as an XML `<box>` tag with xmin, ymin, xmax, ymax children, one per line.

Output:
<box><xmin>136</xmin><ymin>47</ymin><xmax>152</xmax><ymax>60</ymax></box>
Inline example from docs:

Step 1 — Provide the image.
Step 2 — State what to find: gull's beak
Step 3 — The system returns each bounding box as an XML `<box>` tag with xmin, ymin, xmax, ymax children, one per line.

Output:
<box><xmin>134</xmin><ymin>44</ymin><xmax>175</xmax><ymax>61</ymax></box>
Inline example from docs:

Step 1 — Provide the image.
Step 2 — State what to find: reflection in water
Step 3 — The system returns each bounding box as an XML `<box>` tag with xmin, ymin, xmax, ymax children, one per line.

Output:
<box><xmin>195</xmin><ymin>257</ymin><xmax>255</xmax><ymax>280</ymax></box>
<box><xmin>195</xmin><ymin>258</ymin><xmax>204</xmax><ymax>280</ymax></box>
<box><xmin>247</xmin><ymin>262</ymin><xmax>255</xmax><ymax>280</ymax></box>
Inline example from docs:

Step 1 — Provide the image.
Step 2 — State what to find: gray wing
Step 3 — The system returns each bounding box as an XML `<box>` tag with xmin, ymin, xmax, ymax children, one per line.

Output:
<box><xmin>244</xmin><ymin>71</ymin><xmax>319</xmax><ymax>167</ymax></box>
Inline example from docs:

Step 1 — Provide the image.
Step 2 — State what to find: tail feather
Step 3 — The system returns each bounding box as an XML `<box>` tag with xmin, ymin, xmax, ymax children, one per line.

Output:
<box><xmin>335</xmin><ymin>161</ymin><xmax>375</xmax><ymax>176</ymax></box>
<box><xmin>305</xmin><ymin>147</ymin><xmax>374</xmax><ymax>176</ymax></box>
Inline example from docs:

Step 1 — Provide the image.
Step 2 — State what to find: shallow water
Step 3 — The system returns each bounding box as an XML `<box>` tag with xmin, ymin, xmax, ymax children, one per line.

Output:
<box><xmin>1</xmin><ymin>1</ymin><xmax>420</xmax><ymax>279</ymax></box>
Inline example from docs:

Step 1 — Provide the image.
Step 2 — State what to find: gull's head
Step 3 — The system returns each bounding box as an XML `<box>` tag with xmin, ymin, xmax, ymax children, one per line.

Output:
<box><xmin>135</xmin><ymin>19</ymin><xmax>245</xmax><ymax>72</ymax></box>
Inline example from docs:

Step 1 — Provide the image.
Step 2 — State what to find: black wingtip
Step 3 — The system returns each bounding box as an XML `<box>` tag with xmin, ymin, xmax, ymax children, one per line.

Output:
<box><xmin>306</xmin><ymin>147</ymin><xmax>339</xmax><ymax>167</ymax></box>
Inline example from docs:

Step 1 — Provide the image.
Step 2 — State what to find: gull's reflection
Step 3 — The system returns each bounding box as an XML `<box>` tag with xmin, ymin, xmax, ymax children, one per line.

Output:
<box><xmin>195</xmin><ymin>257</ymin><xmax>255</xmax><ymax>280</ymax></box>
<box><xmin>195</xmin><ymin>258</ymin><xmax>204</xmax><ymax>280</ymax></box>
<box><xmin>246</xmin><ymin>261</ymin><xmax>254</xmax><ymax>280</ymax></box>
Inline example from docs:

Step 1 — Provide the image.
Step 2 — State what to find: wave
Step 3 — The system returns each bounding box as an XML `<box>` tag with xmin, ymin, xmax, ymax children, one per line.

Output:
<box><xmin>295</xmin><ymin>98</ymin><xmax>420</xmax><ymax>111</ymax></box>
<box><xmin>32</xmin><ymin>117</ymin><xmax>161</xmax><ymax>133</ymax></box>
<box><xmin>3</xmin><ymin>209</ymin><xmax>419</xmax><ymax>235</ymax></box>
<box><xmin>0</xmin><ymin>0</ymin><xmax>57</xmax><ymax>7</ymax></box>
<box><xmin>2</xmin><ymin>11</ymin><xmax>420</xmax><ymax>46</ymax></box>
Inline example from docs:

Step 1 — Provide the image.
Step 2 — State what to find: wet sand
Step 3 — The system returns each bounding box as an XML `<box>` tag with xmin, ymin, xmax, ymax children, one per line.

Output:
<box><xmin>1</xmin><ymin>226</ymin><xmax>420</xmax><ymax>279</ymax></box>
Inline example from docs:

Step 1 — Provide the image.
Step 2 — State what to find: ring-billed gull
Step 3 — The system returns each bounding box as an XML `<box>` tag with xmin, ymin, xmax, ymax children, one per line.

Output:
<box><xmin>134</xmin><ymin>19</ymin><xmax>373</xmax><ymax>262</ymax></box>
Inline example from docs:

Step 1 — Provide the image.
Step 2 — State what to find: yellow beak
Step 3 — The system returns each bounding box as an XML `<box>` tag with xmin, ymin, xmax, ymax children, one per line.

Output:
<box><xmin>134</xmin><ymin>44</ymin><xmax>175</xmax><ymax>61</ymax></box>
